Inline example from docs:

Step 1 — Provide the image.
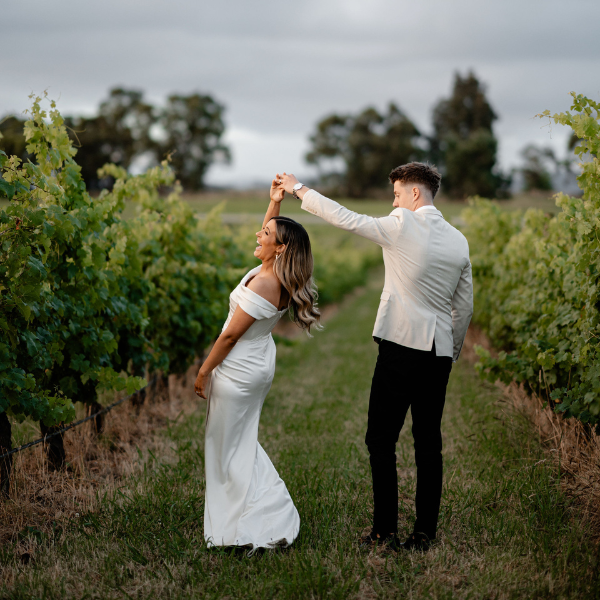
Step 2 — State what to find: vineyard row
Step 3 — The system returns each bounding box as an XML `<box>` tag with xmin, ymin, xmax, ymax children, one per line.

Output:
<box><xmin>462</xmin><ymin>93</ymin><xmax>600</xmax><ymax>430</ymax></box>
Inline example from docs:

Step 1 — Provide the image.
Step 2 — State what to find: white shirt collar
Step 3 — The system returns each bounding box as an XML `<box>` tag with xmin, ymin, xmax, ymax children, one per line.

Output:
<box><xmin>389</xmin><ymin>205</ymin><xmax>441</xmax><ymax>217</ymax></box>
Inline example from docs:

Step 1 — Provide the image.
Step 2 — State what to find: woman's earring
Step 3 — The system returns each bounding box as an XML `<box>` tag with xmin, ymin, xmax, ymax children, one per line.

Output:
<box><xmin>275</xmin><ymin>253</ymin><xmax>281</xmax><ymax>260</ymax></box>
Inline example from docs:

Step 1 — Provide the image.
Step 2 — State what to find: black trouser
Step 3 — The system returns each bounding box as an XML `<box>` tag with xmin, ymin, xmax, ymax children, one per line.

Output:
<box><xmin>365</xmin><ymin>339</ymin><xmax>452</xmax><ymax>540</ymax></box>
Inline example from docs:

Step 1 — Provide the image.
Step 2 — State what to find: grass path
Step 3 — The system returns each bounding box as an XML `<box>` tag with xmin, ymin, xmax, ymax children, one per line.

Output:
<box><xmin>2</xmin><ymin>271</ymin><xmax>598</xmax><ymax>599</ymax></box>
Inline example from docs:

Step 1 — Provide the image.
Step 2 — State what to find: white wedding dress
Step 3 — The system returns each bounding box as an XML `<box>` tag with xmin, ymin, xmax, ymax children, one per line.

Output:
<box><xmin>204</xmin><ymin>265</ymin><xmax>300</xmax><ymax>551</ymax></box>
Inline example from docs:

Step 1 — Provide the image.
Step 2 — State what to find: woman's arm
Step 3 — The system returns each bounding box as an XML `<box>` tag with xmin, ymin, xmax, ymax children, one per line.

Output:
<box><xmin>195</xmin><ymin>180</ymin><xmax>285</xmax><ymax>398</ymax></box>
<box><xmin>194</xmin><ymin>307</ymin><xmax>255</xmax><ymax>398</ymax></box>
<box><xmin>262</xmin><ymin>178</ymin><xmax>285</xmax><ymax>228</ymax></box>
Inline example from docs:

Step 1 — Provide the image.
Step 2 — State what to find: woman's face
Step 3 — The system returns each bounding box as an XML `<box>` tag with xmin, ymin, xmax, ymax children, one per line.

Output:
<box><xmin>255</xmin><ymin>219</ymin><xmax>283</xmax><ymax>261</ymax></box>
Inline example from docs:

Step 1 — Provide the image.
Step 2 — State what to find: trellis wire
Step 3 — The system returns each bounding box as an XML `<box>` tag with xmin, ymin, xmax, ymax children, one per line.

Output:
<box><xmin>0</xmin><ymin>378</ymin><xmax>156</xmax><ymax>461</ymax></box>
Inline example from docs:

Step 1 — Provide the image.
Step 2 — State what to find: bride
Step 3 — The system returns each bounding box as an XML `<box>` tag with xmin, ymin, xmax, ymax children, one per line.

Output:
<box><xmin>194</xmin><ymin>177</ymin><xmax>320</xmax><ymax>552</ymax></box>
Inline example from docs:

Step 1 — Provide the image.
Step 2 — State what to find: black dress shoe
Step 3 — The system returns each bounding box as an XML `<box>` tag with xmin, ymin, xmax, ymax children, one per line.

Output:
<box><xmin>401</xmin><ymin>532</ymin><xmax>432</xmax><ymax>551</ymax></box>
<box><xmin>360</xmin><ymin>531</ymin><xmax>401</xmax><ymax>552</ymax></box>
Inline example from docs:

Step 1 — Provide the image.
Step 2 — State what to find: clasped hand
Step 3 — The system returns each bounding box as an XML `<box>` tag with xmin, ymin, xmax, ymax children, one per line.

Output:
<box><xmin>270</xmin><ymin>172</ymin><xmax>301</xmax><ymax>203</ymax></box>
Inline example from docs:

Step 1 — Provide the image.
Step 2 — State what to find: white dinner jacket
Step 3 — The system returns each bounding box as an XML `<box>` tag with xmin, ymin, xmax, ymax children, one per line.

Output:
<box><xmin>301</xmin><ymin>190</ymin><xmax>473</xmax><ymax>361</ymax></box>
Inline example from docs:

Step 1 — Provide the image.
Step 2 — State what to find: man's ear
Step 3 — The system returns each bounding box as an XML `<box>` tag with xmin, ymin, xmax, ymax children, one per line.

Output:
<box><xmin>412</xmin><ymin>186</ymin><xmax>421</xmax><ymax>201</ymax></box>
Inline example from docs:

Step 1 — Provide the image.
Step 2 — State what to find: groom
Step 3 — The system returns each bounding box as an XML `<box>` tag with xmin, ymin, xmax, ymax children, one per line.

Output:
<box><xmin>278</xmin><ymin>163</ymin><xmax>473</xmax><ymax>551</ymax></box>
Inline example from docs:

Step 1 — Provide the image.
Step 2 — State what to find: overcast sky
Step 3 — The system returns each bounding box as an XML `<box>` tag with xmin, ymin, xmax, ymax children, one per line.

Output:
<box><xmin>3</xmin><ymin>0</ymin><xmax>599</xmax><ymax>187</ymax></box>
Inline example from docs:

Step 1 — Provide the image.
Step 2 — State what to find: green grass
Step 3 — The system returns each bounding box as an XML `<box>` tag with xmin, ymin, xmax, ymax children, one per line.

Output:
<box><xmin>2</xmin><ymin>269</ymin><xmax>598</xmax><ymax>599</ymax></box>
<box><xmin>173</xmin><ymin>190</ymin><xmax>561</xmax><ymax>225</ymax></box>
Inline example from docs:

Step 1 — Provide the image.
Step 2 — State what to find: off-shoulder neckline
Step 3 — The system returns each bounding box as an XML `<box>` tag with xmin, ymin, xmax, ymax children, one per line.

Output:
<box><xmin>242</xmin><ymin>269</ymin><xmax>286</xmax><ymax>313</ymax></box>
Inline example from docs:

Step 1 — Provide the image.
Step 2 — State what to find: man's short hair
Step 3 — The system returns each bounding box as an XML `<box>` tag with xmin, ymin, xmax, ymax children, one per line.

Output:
<box><xmin>389</xmin><ymin>162</ymin><xmax>442</xmax><ymax>199</ymax></box>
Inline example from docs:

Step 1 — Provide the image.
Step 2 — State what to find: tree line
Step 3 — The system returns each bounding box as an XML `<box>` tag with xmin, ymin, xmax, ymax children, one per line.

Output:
<box><xmin>306</xmin><ymin>71</ymin><xmax>578</xmax><ymax>199</ymax></box>
<box><xmin>0</xmin><ymin>88</ymin><xmax>230</xmax><ymax>191</ymax></box>
<box><xmin>306</xmin><ymin>71</ymin><xmax>507</xmax><ymax>198</ymax></box>
<box><xmin>1</xmin><ymin>74</ymin><xmax>574</xmax><ymax>199</ymax></box>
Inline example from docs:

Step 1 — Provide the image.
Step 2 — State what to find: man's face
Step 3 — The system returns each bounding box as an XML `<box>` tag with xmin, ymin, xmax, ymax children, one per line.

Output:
<box><xmin>393</xmin><ymin>181</ymin><xmax>417</xmax><ymax>210</ymax></box>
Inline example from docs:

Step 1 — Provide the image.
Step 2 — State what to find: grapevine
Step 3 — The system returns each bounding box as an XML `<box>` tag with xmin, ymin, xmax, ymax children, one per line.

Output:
<box><xmin>462</xmin><ymin>92</ymin><xmax>600</xmax><ymax>427</ymax></box>
<box><xmin>0</xmin><ymin>94</ymin><xmax>243</xmax><ymax>431</ymax></box>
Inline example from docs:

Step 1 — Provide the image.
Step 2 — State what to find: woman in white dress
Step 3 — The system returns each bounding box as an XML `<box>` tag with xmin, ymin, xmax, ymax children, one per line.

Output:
<box><xmin>194</xmin><ymin>177</ymin><xmax>320</xmax><ymax>552</ymax></box>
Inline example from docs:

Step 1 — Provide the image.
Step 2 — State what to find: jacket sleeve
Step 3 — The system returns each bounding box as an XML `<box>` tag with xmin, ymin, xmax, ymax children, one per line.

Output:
<box><xmin>451</xmin><ymin>261</ymin><xmax>474</xmax><ymax>362</ymax></box>
<box><xmin>301</xmin><ymin>189</ymin><xmax>401</xmax><ymax>247</ymax></box>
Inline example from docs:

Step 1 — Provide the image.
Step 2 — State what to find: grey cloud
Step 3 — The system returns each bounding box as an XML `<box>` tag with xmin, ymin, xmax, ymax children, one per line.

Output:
<box><xmin>2</xmin><ymin>0</ymin><xmax>599</xmax><ymax>184</ymax></box>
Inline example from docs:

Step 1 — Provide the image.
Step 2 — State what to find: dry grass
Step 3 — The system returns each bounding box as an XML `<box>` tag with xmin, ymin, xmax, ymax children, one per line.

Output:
<box><xmin>0</xmin><ymin>360</ymin><xmax>205</xmax><ymax>549</ymax></box>
<box><xmin>463</xmin><ymin>326</ymin><xmax>600</xmax><ymax>539</ymax></box>
<box><xmin>503</xmin><ymin>382</ymin><xmax>600</xmax><ymax>537</ymax></box>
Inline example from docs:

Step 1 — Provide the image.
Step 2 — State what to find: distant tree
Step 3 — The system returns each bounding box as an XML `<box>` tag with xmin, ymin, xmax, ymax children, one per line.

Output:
<box><xmin>98</xmin><ymin>88</ymin><xmax>155</xmax><ymax>156</ymax></box>
<box><xmin>566</xmin><ymin>131</ymin><xmax>584</xmax><ymax>168</ymax></box>
<box><xmin>65</xmin><ymin>88</ymin><xmax>156</xmax><ymax>189</ymax></box>
<box><xmin>568</xmin><ymin>131</ymin><xmax>579</xmax><ymax>152</ymax></box>
<box><xmin>306</xmin><ymin>103</ymin><xmax>422</xmax><ymax>197</ymax></box>
<box><xmin>433</xmin><ymin>72</ymin><xmax>497</xmax><ymax>140</ymax></box>
<box><xmin>0</xmin><ymin>115</ymin><xmax>31</xmax><ymax>164</ymax></box>
<box><xmin>432</xmin><ymin>71</ymin><xmax>508</xmax><ymax>198</ymax></box>
<box><xmin>158</xmin><ymin>93</ymin><xmax>230</xmax><ymax>190</ymax></box>
<box><xmin>93</xmin><ymin>87</ymin><xmax>155</xmax><ymax>169</ymax></box>
<box><xmin>442</xmin><ymin>129</ymin><xmax>505</xmax><ymax>198</ymax></box>
<box><xmin>1</xmin><ymin>88</ymin><xmax>231</xmax><ymax>191</ymax></box>
<box><xmin>519</xmin><ymin>144</ymin><xmax>555</xmax><ymax>191</ymax></box>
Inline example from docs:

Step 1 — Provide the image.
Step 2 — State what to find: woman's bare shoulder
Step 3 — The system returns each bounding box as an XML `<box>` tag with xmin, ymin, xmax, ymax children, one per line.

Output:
<box><xmin>246</xmin><ymin>274</ymin><xmax>280</xmax><ymax>306</ymax></box>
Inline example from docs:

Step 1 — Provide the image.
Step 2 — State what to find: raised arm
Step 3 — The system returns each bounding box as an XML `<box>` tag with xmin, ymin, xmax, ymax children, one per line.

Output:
<box><xmin>451</xmin><ymin>261</ymin><xmax>474</xmax><ymax>362</ymax></box>
<box><xmin>262</xmin><ymin>178</ymin><xmax>286</xmax><ymax>228</ymax></box>
<box><xmin>277</xmin><ymin>172</ymin><xmax>401</xmax><ymax>247</ymax></box>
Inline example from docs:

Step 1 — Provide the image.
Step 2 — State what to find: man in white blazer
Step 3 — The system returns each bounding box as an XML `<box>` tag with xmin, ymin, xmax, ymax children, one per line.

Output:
<box><xmin>279</xmin><ymin>162</ymin><xmax>473</xmax><ymax>551</ymax></box>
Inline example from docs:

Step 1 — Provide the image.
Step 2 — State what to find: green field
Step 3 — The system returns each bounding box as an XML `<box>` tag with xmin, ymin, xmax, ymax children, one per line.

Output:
<box><xmin>2</xmin><ymin>269</ymin><xmax>597</xmax><ymax>599</ymax></box>
<box><xmin>177</xmin><ymin>190</ymin><xmax>560</xmax><ymax>225</ymax></box>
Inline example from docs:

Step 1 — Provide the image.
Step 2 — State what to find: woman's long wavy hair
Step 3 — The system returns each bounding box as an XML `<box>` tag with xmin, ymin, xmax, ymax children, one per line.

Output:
<box><xmin>271</xmin><ymin>216</ymin><xmax>321</xmax><ymax>335</ymax></box>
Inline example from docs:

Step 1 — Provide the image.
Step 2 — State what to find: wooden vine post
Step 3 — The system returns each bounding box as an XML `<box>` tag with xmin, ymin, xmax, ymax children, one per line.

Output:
<box><xmin>0</xmin><ymin>411</ymin><xmax>12</xmax><ymax>497</ymax></box>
